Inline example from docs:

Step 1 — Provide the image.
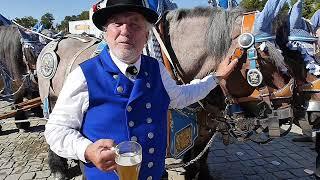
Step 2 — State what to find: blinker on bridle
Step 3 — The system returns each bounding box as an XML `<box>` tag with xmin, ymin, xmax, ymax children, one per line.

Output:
<box><xmin>236</xmin><ymin>12</ymin><xmax>273</xmax><ymax>87</ymax></box>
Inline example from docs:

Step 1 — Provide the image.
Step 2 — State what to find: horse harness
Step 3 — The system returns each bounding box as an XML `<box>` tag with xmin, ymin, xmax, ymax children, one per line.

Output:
<box><xmin>156</xmin><ymin>13</ymin><xmax>298</xmax><ymax>166</ymax></box>
<box><xmin>37</xmin><ymin>34</ymin><xmax>101</xmax><ymax>116</ymax></box>
<box><xmin>222</xmin><ymin>12</ymin><xmax>295</xmax><ymax>138</ymax></box>
<box><xmin>0</xmin><ymin>27</ymin><xmax>41</xmax><ymax>98</ymax></box>
<box><xmin>288</xmin><ymin>19</ymin><xmax>320</xmax><ymax>111</ymax></box>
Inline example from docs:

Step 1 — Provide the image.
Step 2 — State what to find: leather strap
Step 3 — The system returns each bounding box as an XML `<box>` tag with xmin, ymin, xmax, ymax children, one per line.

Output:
<box><xmin>241</xmin><ymin>12</ymin><xmax>257</xmax><ymax>34</ymax></box>
<box><xmin>302</xmin><ymin>79</ymin><xmax>320</xmax><ymax>92</ymax></box>
<box><xmin>158</xmin><ymin>22</ymin><xmax>175</xmax><ymax>79</ymax></box>
<box><xmin>230</xmin><ymin>47</ymin><xmax>244</xmax><ymax>61</ymax></box>
<box><xmin>259</xmin><ymin>86</ymin><xmax>272</xmax><ymax>107</ymax></box>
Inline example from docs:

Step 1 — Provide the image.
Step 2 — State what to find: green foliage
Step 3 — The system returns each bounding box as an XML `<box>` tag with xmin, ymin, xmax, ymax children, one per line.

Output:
<box><xmin>56</xmin><ymin>15</ymin><xmax>78</xmax><ymax>32</ymax></box>
<box><xmin>41</xmin><ymin>13</ymin><xmax>55</xmax><ymax>29</ymax></box>
<box><xmin>303</xmin><ymin>0</ymin><xmax>320</xmax><ymax>19</ymax></box>
<box><xmin>240</xmin><ymin>0</ymin><xmax>319</xmax><ymax>19</ymax></box>
<box><xmin>240</xmin><ymin>0</ymin><xmax>267</xmax><ymax>11</ymax></box>
<box><xmin>14</xmin><ymin>16</ymin><xmax>38</xmax><ymax>28</ymax></box>
<box><xmin>13</xmin><ymin>10</ymin><xmax>89</xmax><ymax>32</ymax></box>
<box><xmin>56</xmin><ymin>11</ymin><xmax>89</xmax><ymax>32</ymax></box>
<box><xmin>79</xmin><ymin>11</ymin><xmax>89</xmax><ymax>20</ymax></box>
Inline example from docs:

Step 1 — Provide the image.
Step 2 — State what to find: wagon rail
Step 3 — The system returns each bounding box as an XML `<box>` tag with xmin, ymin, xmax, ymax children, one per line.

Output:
<box><xmin>0</xmin><ymin>97</ymin><xmax>42</xmax><ymax>120</ymax></box>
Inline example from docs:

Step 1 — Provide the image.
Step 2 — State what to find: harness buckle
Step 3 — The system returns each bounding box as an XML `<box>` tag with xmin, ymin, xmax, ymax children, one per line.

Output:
<box><xmin>247</xmin><ymin>68</ymin><xmax>263</xmax><ymax>87</ymax></box>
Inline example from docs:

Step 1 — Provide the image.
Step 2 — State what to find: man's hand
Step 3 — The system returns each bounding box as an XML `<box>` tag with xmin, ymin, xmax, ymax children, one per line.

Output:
<box><xmin>215</xmin><ymin>57</ymin><xmax>239</xmax><ymax>81</ymax></box>
<box><xmin>84</xmin><ymin>139</ymin><xmax>117</xmax><ymax>172</ymax></box>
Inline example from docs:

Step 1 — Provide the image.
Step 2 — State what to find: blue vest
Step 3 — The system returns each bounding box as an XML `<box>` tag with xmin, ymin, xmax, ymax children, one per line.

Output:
<box><xmin>80</xmin><ymin>48</ymin><xmax>170</xmax><ymax>180</ymax></box>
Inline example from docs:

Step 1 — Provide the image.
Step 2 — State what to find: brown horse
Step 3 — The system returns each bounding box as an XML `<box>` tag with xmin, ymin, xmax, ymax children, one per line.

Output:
<box><xmin>273</xmin><ymin>13</ymin><xmax>320</xmax><ymax>177</ymax></box>
<box><xmin>273</xmin><ymin>12</ymin><xmax>320</xmax><ymax>136</ymax></box>
<box><xmin>38</xmin><ymin>7</ymin><xmax>294</xmax><ymax>180</ymax></box>
<box><xmin>0</xmin><ymin>25</ymin><xmax>43</xmax><ymax>130</ymax></box>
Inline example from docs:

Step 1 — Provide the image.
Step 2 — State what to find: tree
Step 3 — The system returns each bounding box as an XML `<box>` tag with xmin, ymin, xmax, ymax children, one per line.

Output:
<box><xmin>240</xmin><ymin>0</ymin><xmax>319</xmax><ymax>19</ymax></box>
<box><xmin>240</xmin><ymin>0</ymin><xmax>267</xmax><ymax>12</ymax></box>
<box><xmin>41</xmin><ymin>13</ymin><xmax>55</xmax><ymax>29</ymax></box>
<box><xmin>303</xmin><ymin>0</ymin><xmax>320</xmax><ymax>19</ymax></box>
<box><xmin>56</xmin><ymin>11</ymin><xmax>90</xmax><ymax>32</ymax></box>
<box><xmin>79</xmin><ymin>11</ymin><xmax>89</xmax><ymax>20</ymax></box>
<box><xmin>14</xmin><ymin>16</ymin><xmax>38</xmax><ymax>28</ymax></box>
<box><xmin>56</xmin><ymin>15</ymin><xmax>78</xmax><ymax>32</ymax></box>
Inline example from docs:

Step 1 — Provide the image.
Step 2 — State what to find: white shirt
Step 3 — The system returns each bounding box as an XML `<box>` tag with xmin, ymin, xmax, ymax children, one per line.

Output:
<box><xmin>44</xmin><ymin>52</ymin><xmax>218</xmax><ymax>162</ymax></box>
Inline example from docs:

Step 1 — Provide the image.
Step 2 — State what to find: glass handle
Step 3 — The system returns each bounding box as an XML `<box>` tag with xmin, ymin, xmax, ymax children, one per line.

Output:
<box><xmin>113</xmin><ymin>170</ymin><xmax>119</xmax><ymax>177</ymax></box>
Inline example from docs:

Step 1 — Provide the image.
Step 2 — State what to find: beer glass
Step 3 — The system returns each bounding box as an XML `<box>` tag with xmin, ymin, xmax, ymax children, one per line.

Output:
<box><xmin>115</xmin><ymin>141</ymin><xmax>142</xmax><ymax>180</ymax></box>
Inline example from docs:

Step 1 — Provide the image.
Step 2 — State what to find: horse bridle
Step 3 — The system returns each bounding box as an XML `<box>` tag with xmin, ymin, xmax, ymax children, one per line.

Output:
<box><xmin>154</xmin><ymin>11</ymin><xmax>294</xmax><ymax>169</ymax></box>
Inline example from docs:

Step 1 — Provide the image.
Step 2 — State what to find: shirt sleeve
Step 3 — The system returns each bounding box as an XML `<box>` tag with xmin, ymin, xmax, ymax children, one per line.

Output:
<box><xmin>158</xmin><ymin>61</ymin><xmax>218</xmax><ymax>109</ymax></box>
<box><xmin>44</xmin><ymin>67</ymin><xmax>91</xmax><ymax>163</ymax></box>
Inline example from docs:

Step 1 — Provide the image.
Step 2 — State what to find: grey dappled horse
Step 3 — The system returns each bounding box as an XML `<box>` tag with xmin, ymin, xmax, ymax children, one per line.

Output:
<box><xmin>37</xmin><ymin>34</ymin><xmax>101</xmax><ymax>179</ymax></box>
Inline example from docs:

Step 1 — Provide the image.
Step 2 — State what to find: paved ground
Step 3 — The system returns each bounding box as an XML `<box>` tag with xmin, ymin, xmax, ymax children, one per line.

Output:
<box><xmin>0</xmin><ymin>107</ymin><xmax>317</xmax><ymax>179</ymax></box>
<box><xmin>207</xmin><ymin>125</ymin><xmax>317</xmax><ymax>180</ymax></box>
<box><xmin>0</xmin><ymin>118</ymin><xmax>82</xmax><ymax>180</ymax></box>
<box><xmin>0</xmin><ymin>100</ymin><xmax>82</xmax><ymax>180</ymax></box>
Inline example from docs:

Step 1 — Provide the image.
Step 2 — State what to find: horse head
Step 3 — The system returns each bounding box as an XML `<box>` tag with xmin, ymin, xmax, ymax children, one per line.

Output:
<box><xmin>162</xmin><ymin>5</ymin><xmax>293</xmax><ymax>144</ymax></box>
<box><xmin>19</xmin><ymin>28</ymin><xmax>47</xmax><ymax>72</ymax></box>
<box><xmin>273</xmin><ymin>0</ymin><xmax>320</xmax><ymax>128</ymax></box>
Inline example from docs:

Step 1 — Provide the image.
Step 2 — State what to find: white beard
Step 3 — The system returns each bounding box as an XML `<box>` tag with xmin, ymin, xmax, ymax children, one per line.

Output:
<box><xmin>110</xmin><ymin>49</ymin><xmax>141</xmax><ymax>64</ymax></box>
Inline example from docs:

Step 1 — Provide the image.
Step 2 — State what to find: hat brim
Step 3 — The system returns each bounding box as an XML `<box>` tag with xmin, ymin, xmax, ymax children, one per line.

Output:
<box><xmin>92</xmin><ymin>5</ymin><xmax>158</xmax><ymax>31</ymax></box>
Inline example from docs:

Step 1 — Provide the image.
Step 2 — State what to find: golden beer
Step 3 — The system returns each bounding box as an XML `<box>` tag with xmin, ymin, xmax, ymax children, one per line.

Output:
<box><xmin>115</xmin><ymin>152</ymin><xmax>142</xmax><ymax>180</ymax></box>
<box><xmin>115</xmin><ymin>141</ymin><xmax>142</xmax><ymax>180</ymax></box>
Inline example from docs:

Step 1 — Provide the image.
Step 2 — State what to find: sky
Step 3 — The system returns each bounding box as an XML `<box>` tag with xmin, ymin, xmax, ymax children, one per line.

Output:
<box><xmin>0</xmin><ymin>0</ymin><xmax>210</xmax><ymax>25</ymax></box>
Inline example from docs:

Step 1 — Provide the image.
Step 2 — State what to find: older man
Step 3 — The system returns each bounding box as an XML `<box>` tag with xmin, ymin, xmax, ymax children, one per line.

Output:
<box><xmin>44</xmin><ymin>0</ymin><xmax>238</xmax><ymax>179</ymax></box>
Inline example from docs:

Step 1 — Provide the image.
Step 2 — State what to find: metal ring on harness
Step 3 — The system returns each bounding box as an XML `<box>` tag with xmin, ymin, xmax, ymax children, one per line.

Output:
<box><xmin>238</xmin><ymin>33</ymin><xmax>254</xmax><ymax>49</ymax></box>
<box><xmin>247</xmin><ymin>68</ymin><xmax>263</xmax><ymax>87</ymax></box>
<box><xmin>38</xmin><ymin>51</ymin><xmax>58</xmax><ymax>79</ymax></box>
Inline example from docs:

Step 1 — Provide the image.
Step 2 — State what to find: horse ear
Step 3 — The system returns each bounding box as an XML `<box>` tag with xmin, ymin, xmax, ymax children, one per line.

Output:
<box><xmin>254</xmin><ymin>0</ymin><xmax>289</xmax><ymax>35</ymax></box>
<box><xmin>289</xmin><ymin>0</ymin><xmax>307</xmax><ymax>31</ymax></box>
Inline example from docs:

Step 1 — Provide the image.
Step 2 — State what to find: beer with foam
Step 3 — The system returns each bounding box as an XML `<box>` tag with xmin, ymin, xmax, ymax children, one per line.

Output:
<box><xmin>115</xmin><ymin>141</ymin><xmax>142</xmax><ymax>180</ymax></box>
<box><xmin>115</xmin><ymin>152</ymin><xmax>142</xmax><ymax>180</ymax></box>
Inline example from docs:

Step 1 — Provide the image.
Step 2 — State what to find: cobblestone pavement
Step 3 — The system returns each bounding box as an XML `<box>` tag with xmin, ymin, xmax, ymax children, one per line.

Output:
<box><xmin>0</xmin><ymin>108</ymin><xmax>317</xmax><ymax>179</ymax></box>
<box><xmin>0</xmin><ymin>118</ymin><xmax>82</xmax><ymax>180</ymax></box>
<box><xmin>0</xmin><ymin>100</ymin><xmax>82</xmax><ymax>180</ymax></box>
<box><xmin>207</xmin><ymin>125</ymin><xmax>317</xmax><ymax>180</ymax></box>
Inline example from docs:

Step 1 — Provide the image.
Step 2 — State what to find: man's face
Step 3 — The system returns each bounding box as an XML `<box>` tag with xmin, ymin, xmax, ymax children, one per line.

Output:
<box><xmin>104</xmin><ymin>12</ymin><xmax>149</xmax><ymax>64</ymax></box>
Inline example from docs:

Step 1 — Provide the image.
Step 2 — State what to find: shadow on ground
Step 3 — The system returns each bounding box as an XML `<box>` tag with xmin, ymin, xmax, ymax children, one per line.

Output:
<box><xmin>207</xmin><ymin>127</ymin><xmax>316</xmax><ymax>180</ymax></box>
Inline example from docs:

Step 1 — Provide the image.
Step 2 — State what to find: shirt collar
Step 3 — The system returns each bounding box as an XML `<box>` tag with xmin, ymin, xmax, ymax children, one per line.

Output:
<box><xmin>109</xmin><ymin>50</ymin><xmax>141</xmax><ymax>76</ymax></box>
